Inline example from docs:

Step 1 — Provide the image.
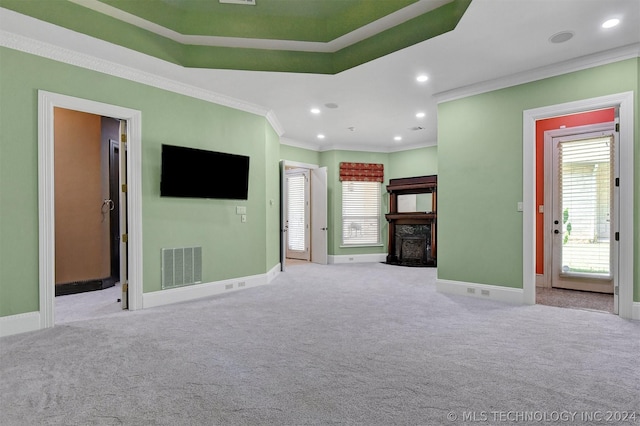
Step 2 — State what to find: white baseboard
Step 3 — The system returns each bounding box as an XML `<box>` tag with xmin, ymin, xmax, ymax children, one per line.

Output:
<box><xmin>0</xmin><ymin>311</ymin><xmax>41</xmax><ymax>338</ymax></box>
<box><xmin>143</xmin><ymin>264</ymin><xmax>280</xmax><ymax>309</ymax></box>
<box><xmin>329</xmin><ymin>253</ymin><xmax>387</xmax><ymax>264</ymax></box>
<box><xmin>436</xmin><ymin>279</ymin><xmax>525</xmax><ymax>305</ymax></box>
<box><xmin>632</xmin><ymin>302</ymin><xmax>640</xmax><ymax>321</ymax></box>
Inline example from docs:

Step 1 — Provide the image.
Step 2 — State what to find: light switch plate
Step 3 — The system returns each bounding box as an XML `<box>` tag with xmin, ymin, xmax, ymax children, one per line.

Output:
<box><xmin>236</xmin><ymin>206</ymin><xmax>246</xmax><ymax>215</ymax></box>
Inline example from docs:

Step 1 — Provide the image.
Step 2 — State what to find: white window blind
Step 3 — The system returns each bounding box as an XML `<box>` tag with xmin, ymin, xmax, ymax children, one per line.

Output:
<box><xmin>287</xmin><ymin>173</ymin><xmax>306</xmax><ymax>251</ymax></box>
<box><xmin>342</xmin><ymin>181</ymin><xmax>381</xmax><ymax>245</ymax></box>
<box><xmin>558</xmin><ymin>135</ymin><xmax>613</xmax><ymax>276</ymax></box>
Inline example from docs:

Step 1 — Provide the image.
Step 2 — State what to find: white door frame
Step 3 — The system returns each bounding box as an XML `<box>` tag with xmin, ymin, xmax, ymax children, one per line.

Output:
<box><xmin>38</xmin><ymin>90</ymin><xmax>143</xmax><ymax>329</ymax></box>
<box><xmin>523</xmin><ymin>92</ymin><xmax>634</xmax><ymax>319</ymax></box>
<box><xmin>280</xmin><ymin>160</ymin><xmax>324</xmax><ymax>267</ymax></box>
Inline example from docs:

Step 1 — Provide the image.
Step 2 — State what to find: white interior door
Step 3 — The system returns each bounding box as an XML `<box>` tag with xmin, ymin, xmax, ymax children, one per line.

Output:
<box><xmin>119</xmin><ymin>121</ymin><xmax>128</xmax><ymax>309</ymax></box>
<box><xmin>279</xmin><ymin>160</ymin><xmax>287</xmax><ymax>271</ymax></box>
<box><xmin>310</xmin><ymin>167</ymin><xmax>328</xmax><ymax>264</ymax></box>
<box><xmin>550</xmin><ymin>126</ymin><xmax>616</xmax><ymax>298</ymax></box>
<box><xmin>285</xmin><ymin>168</ymin><xmax>310</xmax><ymax>260</ymax></box>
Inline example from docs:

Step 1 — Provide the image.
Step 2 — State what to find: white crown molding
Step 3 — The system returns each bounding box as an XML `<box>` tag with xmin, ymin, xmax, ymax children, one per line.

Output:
<box><xmin>434</xmin><ymin>43</ymin><xmax>640</xmax><ymax>103</ymax></box>
<box><xmin>69</xmin><ymin>0</ymin><xmax>450</xmax><ymax>53</ymax></box>
<box><xmin>279</xmin><ymin>137</ymin><xmax>322</xmax><ymax>152</ymax></box>
<box><xmin>0</xmin><ymin>8</ymin><xmax>272</xmax><ymax>119</ymax></box>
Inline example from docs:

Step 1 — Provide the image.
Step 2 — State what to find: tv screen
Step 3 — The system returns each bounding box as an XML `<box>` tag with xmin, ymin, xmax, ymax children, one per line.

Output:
<box><xmin>160</xmin><ymin>144</ymin><xmax>250</xmax><ymax>200</ymax></box>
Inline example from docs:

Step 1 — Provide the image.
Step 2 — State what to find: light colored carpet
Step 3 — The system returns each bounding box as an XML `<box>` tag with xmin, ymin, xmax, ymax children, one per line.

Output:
<box><xmin>1</xmin><ymin>263</ymin><xmax>639</xmax><ymax>425</ymax></box>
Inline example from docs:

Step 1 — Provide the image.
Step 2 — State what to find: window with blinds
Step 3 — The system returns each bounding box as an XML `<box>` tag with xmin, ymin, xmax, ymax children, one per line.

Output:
<box><xmin>558</xmin><ymin>135</ymin><xmax>613</xmax><ymax>276</ymax></box>
<box><xmin>341</xmin><ymin>181</ymin><xmax>381</xmax><ymax>245</ymax></box>
<box><xmin>287</xmin><ymin>173</ymin><xmax>306</xmax><ymax>252</ymax></box>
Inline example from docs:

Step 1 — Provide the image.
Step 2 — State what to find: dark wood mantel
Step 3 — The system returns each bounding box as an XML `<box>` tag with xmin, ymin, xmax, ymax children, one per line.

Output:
<box><xmin>385</xmin><ymin>175</ymin><xmax>437</xmax><ymax>266</ymax></box>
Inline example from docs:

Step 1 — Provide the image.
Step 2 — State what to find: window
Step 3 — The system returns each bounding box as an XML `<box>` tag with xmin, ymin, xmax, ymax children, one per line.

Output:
<box><xmin>342</xmin><ymin>180</ymin><xmax>381</xmax><ymax>245</ymax></box>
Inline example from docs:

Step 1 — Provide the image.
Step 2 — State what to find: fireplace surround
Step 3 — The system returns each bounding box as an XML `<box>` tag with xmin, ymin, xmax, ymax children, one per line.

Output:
<box><xmin>385</xmin><ymin>175</ymin><xmax>437</xmax><ymax>267</ymax></box>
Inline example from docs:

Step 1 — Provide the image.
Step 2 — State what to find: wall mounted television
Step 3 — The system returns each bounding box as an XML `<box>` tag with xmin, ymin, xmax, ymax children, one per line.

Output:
<box><xmin>160</xmin><ymin>144</ymin><xmax>250</xmax><ymax>200</ymax></box>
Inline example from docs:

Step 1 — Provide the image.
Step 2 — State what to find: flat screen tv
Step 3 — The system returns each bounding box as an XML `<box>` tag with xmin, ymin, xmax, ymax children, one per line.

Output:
<box><xmin>160</xmin><ymin>144</ymin><xmax>250</xmax><ymax>200</ymax></box>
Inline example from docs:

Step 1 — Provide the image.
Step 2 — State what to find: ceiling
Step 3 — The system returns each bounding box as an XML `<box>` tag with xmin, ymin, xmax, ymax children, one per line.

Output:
<box><xmin>1</xmin><ymin>0</ymin><xmax>639</xmax><ymax>152</ymax></box>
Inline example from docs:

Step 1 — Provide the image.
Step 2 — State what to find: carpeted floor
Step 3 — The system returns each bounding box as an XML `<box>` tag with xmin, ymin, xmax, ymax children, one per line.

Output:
<box><xmin>2</xmin><ymin>262</ymin><xmax>639</xmax><ymax>425</ymax></box>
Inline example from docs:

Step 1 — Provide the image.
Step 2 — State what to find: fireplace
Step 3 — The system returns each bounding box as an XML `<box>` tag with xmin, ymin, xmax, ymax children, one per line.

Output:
<box><xmin>395</xmin><ymin>225</ymin><xmax>432</xmax><ymax>266</ymax></box>
<box><xmin>385</xmin><ymin>175</ymin><xmax>437</xmax><ymax>267</ymax></box>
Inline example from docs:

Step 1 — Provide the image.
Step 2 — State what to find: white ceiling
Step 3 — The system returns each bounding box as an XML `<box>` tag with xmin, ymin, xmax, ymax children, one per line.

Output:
<box><xmin>2</xmin><ymin>0</ymin><xmax>639</xmax><ymax>152</ymax></box>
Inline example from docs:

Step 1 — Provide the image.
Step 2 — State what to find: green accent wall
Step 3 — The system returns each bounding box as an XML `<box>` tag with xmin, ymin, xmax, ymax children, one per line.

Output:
<box><xmin>0</xmin><ymin>47</ymin><xmax>280</xmax><ymax>317</ymax></box>
<box><xmin>438</xmin><ymin>58</ymin><xmax>639</xmax><ymax>302</ymax></box>
<box><xmin>0</xmin><ymin>0</ymin><xmax>470</xmax><ymax>74</ymax></box>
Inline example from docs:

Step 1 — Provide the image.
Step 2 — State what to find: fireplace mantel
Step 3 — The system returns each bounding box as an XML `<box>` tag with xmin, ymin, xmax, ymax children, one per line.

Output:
<box><xmin>385</xmin><ymin>176</ymin><xmax>437</xmax><ymax>266</ymax></box>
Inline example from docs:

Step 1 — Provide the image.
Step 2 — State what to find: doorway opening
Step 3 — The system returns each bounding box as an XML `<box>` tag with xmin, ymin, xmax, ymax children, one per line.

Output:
<box><xmin>523</xmin><ymin>92</ymin><xmax>634</xmax><ymax>319</ymax></box>
<box><xmin>279</xmin><ymin>160</ymin><xmax>328</xmax><ymax>270</ymax></box>
<box><xmin>52</xmin><ymin>108</ymin><xmax>126</xmax><ymax>323</ymax></box>
<box><xmin>538</xmin><ymin>122</ymin><xmax>617</xmax><ymax>314</ymax></box>
<box><xmin>38</xmin><ymin>91</ymin><xmax>143</xmax><ymax>329</ymax></box>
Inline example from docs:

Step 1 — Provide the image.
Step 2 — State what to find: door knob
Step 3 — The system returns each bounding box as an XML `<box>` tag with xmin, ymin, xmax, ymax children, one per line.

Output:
<box><xmin>554</xmin><ymin>229</ymin><xmax>559</xmax><ymax>234</ymax></box>
<box><xmin>554</xmin><ymin>220</ymin><xmax>559</xmax><ymax>225</ymax></box>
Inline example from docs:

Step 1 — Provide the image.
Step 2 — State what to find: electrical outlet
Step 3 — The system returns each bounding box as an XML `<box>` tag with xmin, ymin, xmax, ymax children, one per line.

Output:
<box><xmin>238</xmin><ymin>281</ymin><xmax>245</xmax><ymax>288</ymax></box>
<box><xmin>467</xmin><ymin>288</ymin><xmax>476</xmax><ymax>294</ymax></box>
<box><xmin>481</xmin><ymin>289</ymin><xmax>490</xmax><ymax>296</ymax></box>
<box><xmin>349</xmin><ymin>257</ymin><xmax>354</xmax><ymax>261</ymax></box>
<box><xmin>241</xmin><ymin>214</ymin><xmax>247</xmax><ymax>223</ymax></box>
<box><xmin>225</xmin><ymin>283</ymin><xmax>234</xmax><ymax>290</ymax></box>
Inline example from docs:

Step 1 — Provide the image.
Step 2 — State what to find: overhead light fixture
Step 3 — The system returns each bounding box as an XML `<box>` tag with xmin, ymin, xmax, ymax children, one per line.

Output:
<box><xmin>394</xmin><ymin>136</ymin><xmax>402</xmax><ymax>141</ymax></box>
<box><xmin>325</xmin><ymin>103</ymin><xmax>339</xmax><ymax>109</ymax></box>
<box><xmin>602</xmin><ymin>18</ymin><xmax>620</xmax><ymax>29</ymax></box>
<box><xmin>317</xmin><ymin>134</ymin><xmax>325</xmax><ymax>139</ymax></box>
<box><xmin>416</xmin><ymin>112</ymin><xmax>426</xmax><ymax>118</ymax></box>
<box><xmin>416</xmin><ymin>75</ymin><xmax>429</xmax><ymax>83</ymax></box>
<box><xmin>310</xmin><ymin>108</ymin><xmax>320</xmax><ymax>114</ymax></box>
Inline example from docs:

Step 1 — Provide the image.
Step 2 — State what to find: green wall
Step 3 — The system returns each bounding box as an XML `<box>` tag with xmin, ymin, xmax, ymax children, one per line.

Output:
<box><xmin>280</xmin><ymin>145</ymin><xmax>440</xmax><ymax>257</ymax></box>
<box><xmin>0</xmin><ymin>47</ymin><xmax>280</xmax><ymax>317</ymax></box>
<box><xmin>388</xmin><ymin>146</ymin><xmax>438</xmax><ymax>179</ymax></box>
<box><xmin>438</xmin><ymin>58</ymin><xmax>639</xmax><ymax>301</ymax></box>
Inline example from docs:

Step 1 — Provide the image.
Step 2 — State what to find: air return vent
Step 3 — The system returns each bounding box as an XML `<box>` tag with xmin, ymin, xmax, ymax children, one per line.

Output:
<box><xmin>162</xmin><ymin>247</ymin><xmax>202</xmax><ymax>289</ymax></box>
<box><xmin>219</xmin><ymin>0</ymin><xmax>256</xmax><ymax>5</ymax></box>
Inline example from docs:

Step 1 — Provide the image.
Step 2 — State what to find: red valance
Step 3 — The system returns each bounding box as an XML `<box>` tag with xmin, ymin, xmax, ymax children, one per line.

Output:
<box><xmin>339</xmin><ymin>162</ymin><xmax>384</xmax><ymax>182</ymax></box>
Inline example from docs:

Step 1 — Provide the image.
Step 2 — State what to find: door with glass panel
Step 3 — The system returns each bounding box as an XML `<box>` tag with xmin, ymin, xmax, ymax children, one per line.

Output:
<box><xmin>285</xmin><ymin>168</ymin><xmax>310</xmax><ymax>261</ymax></box>
<box><xmin>551</xmin><ymin>126</ymin><xmax>617</xmax><ymax>295</ymax></box>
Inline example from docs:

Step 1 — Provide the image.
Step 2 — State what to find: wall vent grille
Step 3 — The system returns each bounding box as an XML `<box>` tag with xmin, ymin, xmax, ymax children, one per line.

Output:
<box><xmin>162</xmin><ymin>247</ymin><xmax>202</xmax><ymax>289</ymax></box>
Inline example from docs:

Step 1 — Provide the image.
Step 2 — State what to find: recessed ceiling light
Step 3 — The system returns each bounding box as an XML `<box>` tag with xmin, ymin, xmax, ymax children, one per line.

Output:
<box><xmin>416</xmin><ymin>75</ymin><xmax>429</xmax><ymax>83</ymax></box>
<box><xmin>310</xmin><ymin>108</ymin><xmax>320</xmax><ymax>114</ymax></box>
<box><xmin>317</xmin><ymin>134</ymin><xmax>325</xmax><ymax>139</ymax></box>
<box><xmin>602</xmin><ymin>18</ymin><xmax>620</xmax><ymax>29</ymax></box>
<box><xmin>416</xmin><ymin>112</ymin><xmax>426</xmax><ymax>118</ymax></box>
<box><xmin>549</xmin><ymin>31</ymin><xmax>574</xmax><ymax>44</ymax></box>
<box><xmin>394</xmin><ymin>136</ymin><xmax>402</xmax><ymax>141</ymax></box>
<box><xmin>324</xmin><ymin>103</ymin><xmax>339</xmax><ymax>109</ymax></box>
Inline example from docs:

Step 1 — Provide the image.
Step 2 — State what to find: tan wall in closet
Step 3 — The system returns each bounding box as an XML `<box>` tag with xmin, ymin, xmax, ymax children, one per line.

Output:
<box><xmin>54</xmin><ymin>107</ymin><xmax>110</xmax><ymax>284</ymax></box>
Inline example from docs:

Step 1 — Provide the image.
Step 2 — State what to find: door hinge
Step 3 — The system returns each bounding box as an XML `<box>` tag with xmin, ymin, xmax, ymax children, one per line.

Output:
<box><xmin>615</xmin><ymin>232</ymin><xmax>619</xmax><ymax>241</ymax></box>
<box><xmin>122</xmin><ymin>184</ymin><xmax>128</xmax><ymax>193</ymax></box>
<box><xmin>122</xmin><ymin>282</ymin><xmax>128</xmax><ymax>292</ymax></box>
<box><xmin>121</xmin><ymin>134</ymin><xmax>127</xmax><ymax>142</ymax></box>
<box><xmin>122</xmin><ymin>233</ymin><xmax>128</xmax><ymax>243</ymax></box>
<box><xmin>615</xmin><ymin>177</ymin><xmax>619</xmax><ymax>187</ymax></box>
<box><xmin>614</xmin><ymin>286</ymin><xmax>619</xmax><ymax>295</ymax></box>
<box><xmin>615</xmin><ymin>123</ymin><xmax>619</xmax><ymax>132</ymax></box>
